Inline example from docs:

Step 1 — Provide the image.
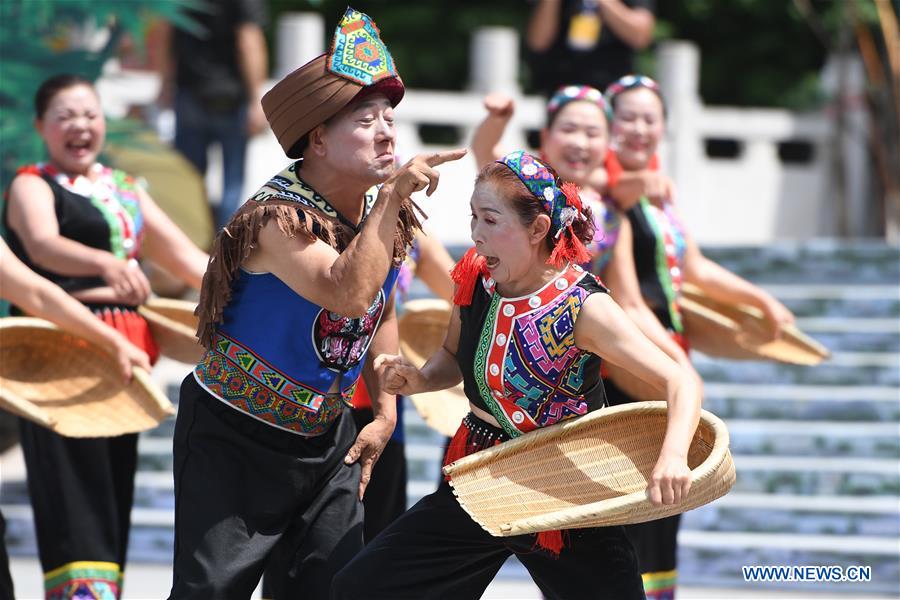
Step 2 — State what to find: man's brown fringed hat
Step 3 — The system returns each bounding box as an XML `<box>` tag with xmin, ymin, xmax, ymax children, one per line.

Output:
<box><xmin>262</xmin><ymin>7</ymin><xmax>404</xmax><ymax>158</ymax></box>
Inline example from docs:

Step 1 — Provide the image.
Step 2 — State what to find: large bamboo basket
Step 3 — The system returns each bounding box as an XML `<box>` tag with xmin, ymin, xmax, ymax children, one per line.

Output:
<box><xmin>680</xmin><ymin>283</ymin><xmax>830</xmax><ymax>365</ymax></box>
<box><xmin>444</xmin><ymin>402</ymin><xmax>734</xmax><ymax>535</ymax></box>
<box><xmin>399</xmin><ymin>299</ymin><xmax>469</xmax><ymax>436</ymax></box>
<box><xmin>606</xmin><ymin>283</ymin><xmax>830</xmax><ymax>401</ymax></box>
<box><xmin>0</xmin><ymin>317</ymin><xmax>175</xmax><ymax>437</ymax></box>
<box><xmin>138</xmin><ymin>298</ymin><xmax>203</xmax><ymax>364</ymax></box>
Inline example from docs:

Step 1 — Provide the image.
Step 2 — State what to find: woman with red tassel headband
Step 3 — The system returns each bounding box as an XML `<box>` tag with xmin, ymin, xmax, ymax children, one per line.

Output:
<box><xmin>333</xmin><ymin>151</ymin><xmax>702</xmax><ymax>600</ymax></box>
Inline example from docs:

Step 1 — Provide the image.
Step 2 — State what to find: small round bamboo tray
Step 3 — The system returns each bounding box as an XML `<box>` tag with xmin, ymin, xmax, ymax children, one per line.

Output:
<box><xmin>138</xmin><ymin>297</ymin><xmax>203</xmax><ymax>364</ymax></box>
<box><xmin>398</xmin><ymin>298</ymin><xmax>452</xmax><ymax>369</ymax></box>
<box><xmin>0</xmin><ymin>317</ymin><xmax>174</xmax><ymax>437</ymax></box>
<box><xmin>443</xmin><ymin>401</ymin><xmax>735</xmax><ymax>534</ymax></box>
<box><xmin>399</xmin><ymin>299</ymin><xmax>469</xmax><ymax>435</ymax></box>
<box><xmin>680</xmin><ymin>283</ymin><xmax>830</xmax><ymax>365</ymax></box>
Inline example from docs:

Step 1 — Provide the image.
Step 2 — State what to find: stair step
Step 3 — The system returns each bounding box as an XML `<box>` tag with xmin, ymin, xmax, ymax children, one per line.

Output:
<box><xmin>702</xmin><ymin>382</ymin><xmax>900</xmax><ymax>402</ymax></box>
<box><xmin>682</xmin><ymin>505</ymin><xmax>898</xmax><ymax>537</ymax></box>
<box><xmin>680</xmin><ymin>530</ymin><xmax>899</xmax><ymax>555</ymax></box>
<box><xmin>703</xmin><ymin>395</ymin><xmax>900</xmax><ymax>422</ymax></box>
<box><xmin>725</xmin><ymin>420</ymin><xmax>899</xmax><ymax>458</ymax></box>
<box><xmin>700</xmin><ymin>241</ymin><xmax>900</xmax><ymax>285</ymax></box>
<box><xmin>695</xmin><ymin>360</ymin><xmax>898</xmax><ymax>387</ymax></box>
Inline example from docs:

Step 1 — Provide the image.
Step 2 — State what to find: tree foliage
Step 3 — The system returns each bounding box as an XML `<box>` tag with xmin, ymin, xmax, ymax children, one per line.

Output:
<box><xmin>0</xmin><ymin>0</ymin><xmax>200</xmax><ymax>191</ymax></box>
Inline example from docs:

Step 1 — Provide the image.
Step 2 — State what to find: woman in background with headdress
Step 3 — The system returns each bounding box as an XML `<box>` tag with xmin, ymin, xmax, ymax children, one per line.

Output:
<box><xmin>333</xmin><ymin>151</ymin><xmax>701</xmax><ymax>600</ymax></box>
<box><xmin>602</xmin><ymin>74</ymin><xmax>795</xmax><ymax>599</ymax></box>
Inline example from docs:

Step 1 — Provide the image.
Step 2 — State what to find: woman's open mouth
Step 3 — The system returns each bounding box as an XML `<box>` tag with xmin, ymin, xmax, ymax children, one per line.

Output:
<box><xmin>66</xmin><ymin>139</ymin><xmax>92</xmax><ymax>157</ymax></box>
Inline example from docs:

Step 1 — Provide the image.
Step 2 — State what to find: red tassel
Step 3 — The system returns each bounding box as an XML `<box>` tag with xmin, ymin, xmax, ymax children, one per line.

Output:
<box><xmin>547</xmin><ymin>235</ymin><xmax>569</xmax><ymax>268</ymax></box>
<box><xmin>566</xmin><ymin>229</ymin><xmax>592</xmax><ymax>264</ymax></box>
<box><xmin>450</xmin><ymin>247</ymin><xmax>487</xmax><ymax>306</ymax></box>
<box><xmin>560</xmin><ymin>181</ymin><xmax>583</xmax><ymax>213</ymax></box>
<box><xmin>534</xmin><ymin>529</ymin><xmax>565</xmax><ymax>557</ymax></box>
<box><xmin>547</xmin><ymin>226</ymin><xmax>592</xmax><ymax>268</ymax></box>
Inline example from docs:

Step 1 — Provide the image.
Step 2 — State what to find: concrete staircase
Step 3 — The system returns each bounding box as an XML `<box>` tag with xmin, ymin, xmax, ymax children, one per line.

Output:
<box><xmin>2</xmin><ymin>241</ymin><xmax>898</xmax><ymax>597</ymax></box>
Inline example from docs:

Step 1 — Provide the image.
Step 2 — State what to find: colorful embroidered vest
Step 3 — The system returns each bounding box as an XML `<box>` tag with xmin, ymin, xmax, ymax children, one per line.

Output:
<box><xmin>194</xmin><ymin>170</ymin><xmax>400</xmax><ymax>436</ymax></box>
<box><xmin>3</xmin><ymin>162</ymin><xmax>144</xmax><ymax>293</ymax></box>
<box><xmin>627</xmin><ymin>198</ymin><xmax>687</xmax><ymax>333</ymax></box>
<box><xmin>456</xmin><ymin>264</ymin><xmax>609</xmax><ymax>438</ymax></box>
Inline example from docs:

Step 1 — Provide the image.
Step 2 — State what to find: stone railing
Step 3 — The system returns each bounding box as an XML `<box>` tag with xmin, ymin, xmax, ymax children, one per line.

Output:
<box><xmin>97</xmin><ymin>14</ymin><xmax>873</xmax><ymax>246</ymax></box>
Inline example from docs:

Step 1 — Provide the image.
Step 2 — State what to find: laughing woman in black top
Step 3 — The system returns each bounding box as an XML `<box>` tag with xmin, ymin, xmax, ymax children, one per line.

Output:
<box><xmin>3</xmin><ymin>74</ymin><xmax>207</xmax><ymax>599</ymax></box>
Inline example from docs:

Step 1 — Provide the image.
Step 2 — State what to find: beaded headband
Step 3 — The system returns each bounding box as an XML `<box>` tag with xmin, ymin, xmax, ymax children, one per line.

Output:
<box><xmin>604</xmin><ymin>74</ymin><xmax>666</xmax><ymax>114</ymax></box>
<box><xmin>547</xmin><ymin>85</ymin><xmax>611</xmax><ymax>123</ymax></box>
<box><xmin>496</xmin><ymin>151</ymin><xmax>591</xmax><ymax>267</ymax></box>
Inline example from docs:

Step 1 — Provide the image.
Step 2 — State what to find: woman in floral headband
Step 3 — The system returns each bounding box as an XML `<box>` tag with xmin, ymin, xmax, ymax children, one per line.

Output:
<box><xmin>603</xmin><ymin>74</ymin><xmax>795</xmax><ymax>600</ymax></box>
<box><xmin>333</xmin><ymin>151</ymin><xmax>701</xmax><ymax>600</ymax></box>
<box><xmin>472</xmin><ymin>84</ymin><xmax>701</xmax><ymax>404</ymax></box>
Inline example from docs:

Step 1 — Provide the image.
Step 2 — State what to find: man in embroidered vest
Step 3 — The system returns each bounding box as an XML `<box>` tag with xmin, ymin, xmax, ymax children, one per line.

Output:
<box><xmin>168</xmin><ymin>8</ymin><xmax>465</xmax><ymax>598</ymax></box>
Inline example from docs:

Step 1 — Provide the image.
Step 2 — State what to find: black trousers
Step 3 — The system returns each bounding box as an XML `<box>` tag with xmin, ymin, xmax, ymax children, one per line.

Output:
<box><xmin>0</xmin><ymin>511</ymin><xmax>13</xmax><ymax>600</ymax></box>
<box><xmin>169</xmin><ymin>375</ymin><xmax>364</xmax><ymax>600</ymax></box>
<box><xmin>350</xmin><ymin>407</ymin><xmax>407</xmax><ymax>544</ymax></box>
<box><xmin>19</xmin><ymin>419</ymin><xmax>137</xmax><ymax>598</ymax></box>
<box><xmin>603</xmin><ymin>377</ymin><xmax>681</xmax><ymax>598</ymax></box>
<box><xmin>332</xmin><ymin>480</ymin><xmax>645</xmax><ymax>600</ymax></box>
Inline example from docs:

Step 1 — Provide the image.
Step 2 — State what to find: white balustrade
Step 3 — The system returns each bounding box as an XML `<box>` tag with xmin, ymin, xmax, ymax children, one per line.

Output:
<box><xmin>97</xmin><ymin>14</ymin><xmax>870</xmax><ymax>246</ymax></box>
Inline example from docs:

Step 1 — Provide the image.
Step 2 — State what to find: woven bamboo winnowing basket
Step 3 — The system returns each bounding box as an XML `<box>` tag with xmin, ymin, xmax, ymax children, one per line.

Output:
<box><xmin>443</xmin><ymin>402</ymin><xmax>735</xmax><ymax>535</ymax></box>
<box><xmin>138</xmin><ymin>298</ymin><xmax>203</xmax><ymax>364</ymax></box>
<box><xmin>680</xmin><ymin>283</ymin><xmax>830</xmax><ymax>365</ymax></box>
<box><xmin>399</xmin><ymin>299</ymin><xmax>469</xmax><ymax>435</ymax></box>
<box><xmin>0</xmin><ymin>317</ymin><xmax>175</xmax><ymax>437</ymax></box>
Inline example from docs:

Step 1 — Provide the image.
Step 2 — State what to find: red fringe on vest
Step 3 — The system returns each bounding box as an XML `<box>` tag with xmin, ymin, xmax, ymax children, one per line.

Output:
<box><xmin>450</xmin><ymin>247</ymin><xmax>487</xmax><ymax>306</ymax></box>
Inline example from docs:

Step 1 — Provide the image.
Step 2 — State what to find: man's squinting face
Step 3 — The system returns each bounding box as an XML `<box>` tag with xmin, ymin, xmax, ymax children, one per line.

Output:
<box><xmin>611</xmin><ymin>87</ymin><xmax>665</xmax><ymax>171</ymax></box>
<box><xmin>542</xmin><ymin>100</ymin><xmax>608</xmax><ymax>186</ymax></box>
<box><xmin>320</xmin><ymin>94</ymin><xmax>396</xmax><ymax>184</ymax></box>
<box><xmin>470</xmin><ymin>181</ymin><xmax>537</xmax><ymax>287</ymax></box>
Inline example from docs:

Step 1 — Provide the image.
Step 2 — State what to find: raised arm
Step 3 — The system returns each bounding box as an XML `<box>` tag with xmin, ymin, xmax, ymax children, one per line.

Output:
<box><xmin>0</xmin><ymin>239</ymin><xmax>150</xmax><ymax>380</ymax></box>
<box><xmin>575</xmin><ymin>292</ymin><xmax>700</xmax><ymax>505</ymax></box>
<box><xmin>471</xmin><ymin>94</ymin><xmax>515</xmax><ymax>169</ymax></box>
<box><xmin>248</xmin><ymin>150</ymin><xmax>466</xmax><ymax>317</ymax></box>
<box><xmin>526</xmin><ymin>0</ymin><xmax>563</xmax><ymax>52</ymax></box>
<box><xmin>597</xmin><ymin>0</ymin><xmax>655</xmax><ymax>49</ymax></box>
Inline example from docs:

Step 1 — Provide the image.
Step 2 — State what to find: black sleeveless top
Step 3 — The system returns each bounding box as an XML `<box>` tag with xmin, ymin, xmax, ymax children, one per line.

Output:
<box><xmin>3</xmin><ymin>164</ymin><xmax>145</xmax><ymax>293</ymax></box>
<box><xmin>456</xmin><ymin>264</ymin><xmax>608</xmax><ymax>438</ymax></box>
